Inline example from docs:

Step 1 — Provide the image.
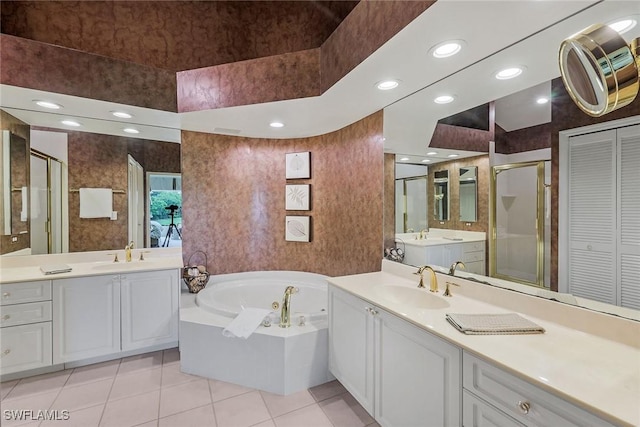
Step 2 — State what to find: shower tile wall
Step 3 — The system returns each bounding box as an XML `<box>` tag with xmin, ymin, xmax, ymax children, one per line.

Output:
<box><xmin>181</xmin><ymin>111</ymin><xmax>385</xmax><ymax>277</ymax></box>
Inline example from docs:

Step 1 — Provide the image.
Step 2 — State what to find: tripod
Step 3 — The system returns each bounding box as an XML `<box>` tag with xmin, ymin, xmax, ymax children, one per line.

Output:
<box><xmin>162</xmin><ymin>209</ymin><xmax>182</xmax><ymax>247</ymax></box>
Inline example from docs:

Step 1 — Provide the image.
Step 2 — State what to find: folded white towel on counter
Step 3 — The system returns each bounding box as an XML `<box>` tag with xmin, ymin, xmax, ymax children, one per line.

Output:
<box><xmin>222</xmin><ymin>308</ymin><xmax>272</xmax><ymax>339</ymax></box>
<box><xmin>79</xmin><ymin>188</ymin><xmax>113</xmax><ymax>218</ymax></box>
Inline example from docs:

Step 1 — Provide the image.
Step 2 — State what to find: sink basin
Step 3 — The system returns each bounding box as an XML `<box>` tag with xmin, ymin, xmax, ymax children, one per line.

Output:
<box><xmin>374</xmin><ymin>285</ymin><xmax>449</xmax><ymax>309</ymax></box>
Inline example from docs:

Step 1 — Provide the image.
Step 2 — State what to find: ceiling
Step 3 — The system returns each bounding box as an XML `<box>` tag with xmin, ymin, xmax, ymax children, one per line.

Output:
<box><xmin>1</xmin><ymin>1</ymin><xmax>639</xmax><ymax>157</ymax></box>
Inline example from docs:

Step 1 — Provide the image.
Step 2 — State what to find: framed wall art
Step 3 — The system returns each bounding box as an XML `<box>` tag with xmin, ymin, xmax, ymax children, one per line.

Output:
<box><xmin>285</xmin><ymin>184</ymin><xmax>310</xmax><ymax>211</ymax></box>
<box><xmin>285</xmin><ymin>215</ymin><xmax>310</xmax><ymax>242</ymax></box>
<box><xmin>285</xmin><ymin>152</ymin><xmax>310</xmax><ymax>179</ymax></box>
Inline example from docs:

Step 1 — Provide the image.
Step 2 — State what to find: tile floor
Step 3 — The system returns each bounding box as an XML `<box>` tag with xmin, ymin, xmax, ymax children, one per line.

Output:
<box><xmin>0</xmin><ymin>348</ymin><xmax>379</xmax><ymax>427</ymax></box>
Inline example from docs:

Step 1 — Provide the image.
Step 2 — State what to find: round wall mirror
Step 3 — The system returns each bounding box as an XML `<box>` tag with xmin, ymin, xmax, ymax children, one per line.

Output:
<box><xmin>559</xmin><ymin>23</ymin><xmax>639</xmax><ymax>117</ymax></box>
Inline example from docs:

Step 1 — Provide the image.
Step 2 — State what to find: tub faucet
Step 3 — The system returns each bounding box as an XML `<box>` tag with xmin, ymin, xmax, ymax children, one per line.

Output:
<box><xmin>415</xmin><ymin>265</ymin><xmax>438</xmax><ymax>293</ymax></box>
<box><xmin>279</xmin><ymin>286</ymin><xmax>299</xmax><ymax>328</ymax></box>
<box><xmin>125</xmin><ymin>241</ymin><xmax>135</xmax><ymax>262</ymax></box>
<box><xmin>449</xmin><ymin>261</ymin><xmax>466</xmax><ymax>276</ymax></box>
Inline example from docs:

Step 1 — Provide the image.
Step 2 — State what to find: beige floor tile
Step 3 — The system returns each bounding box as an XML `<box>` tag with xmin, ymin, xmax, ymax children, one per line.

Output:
<box><xmin>135</xmin><ymin>421</ymin><xmax>158</xmax><ymax>427</ymax></box>
<box><xmin>40</xmin><ymin>403</ymin><xmax>105</xmax><ymax>427</ymax></box>
<box><xmin>109</xmin><ymin>367</ymin><xmax>162</xmax><ymax>401</ymax></box>
<box><xmin>319</xmin><ymin>392</ymin><xmax>373</xmax><ymax>427</ymax></box>
<box><xmin>50</xmin><ymin>378</ymin><xmax>112</xmax><ymax>412</ymax></box>
<box><xmin>161</xmin><ymin>363</ymin><xmax>200</xmax><ymax>388</ymax></box>
<box><xmin>260</xmin><ymin>389</ymin><xmax>315</xmax><ymax>418</ymax></box>
<box><xmin>308</xmin><ymin>380</ymin><xmax>347</xmax><ymax>403</ymax></box>
<box><xmin>208</xmin><ymin>379</ymin><xmax>253</xmax><ymax>403</ymax></box>
<box><xmin>213</xmin><ymin>391</ymin><xmax>270</xmax><ymax>427</ymax></box>
<box><xmin>1</xmin><ymin>379</ymin><xmax>19</xmax><ymax>400</ymax></box>
<box><xmin>99</xmin><ymin>390</ymin><xmax>160</xmax><ymax>427</ymax></box>
<box><xmin>158</xmin><ymin>378</ymin><xmax>211</xmax><ymax>418</ymax></box>
<box><xmin>1</xmin><ymin>390</ymin><xmax>60</xmax><ymax>427</ymax></box>
<box><xmin>5</xmin><ymin>370</ymin><xmax>71</xmax><ymax>400</ymax></box>
<box><xmin>117</xmin><ymin>352</ymin><xmax>163</xmax><ymax>375</ymax></box>
<box><xmin>162</xmin><ymin>348</ymin><xmax>180</xmax><ymax>366</ymax></box>
<box><xmin>250</xmin><ymin>420</ymin><xmax>276</xmax><ymax>427</ymax></box>
<box><xmin>273</xmin><ymin>404</ymin><xmax>333</xmax><ymax>427</ymax></box>
<box><xmin>66</xmin><ymin>360</ymin><xmax>120</xmax><ymax>387</ymax></box>
<box><xmin>158</xmin><ymin>403</ymin><xmax>216</xmax><ymax>427</ymax></box>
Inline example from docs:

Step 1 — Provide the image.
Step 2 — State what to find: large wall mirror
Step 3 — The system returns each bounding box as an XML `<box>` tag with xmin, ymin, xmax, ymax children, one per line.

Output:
<box><xmin>459</xmin><ymin>166</ymin><xmax>477</xmax><ymax>223</ymax></box>
<box><xmin>1</xmin><ymin>130</ymin><xmax>28</xmax><ymax>236</ymax></box>
<box><xmin>433</xmin><ymin>170</ymin><xmax>449</xmax><ymax>221</ymax></box>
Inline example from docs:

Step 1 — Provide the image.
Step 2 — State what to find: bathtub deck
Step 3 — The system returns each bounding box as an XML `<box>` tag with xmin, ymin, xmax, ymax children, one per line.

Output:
<box><xmin>180</xmin><ymin>291</ymin><xmax>334</xmax><ymax>395</ymax></box>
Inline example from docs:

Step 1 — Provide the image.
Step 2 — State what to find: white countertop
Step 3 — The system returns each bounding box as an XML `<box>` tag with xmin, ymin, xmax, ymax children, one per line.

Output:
<box><xmin>396</xmin><ymin>229</ymin><xmax>486</xmax><ymax>247</ymax></box>
<box><xmin>0</xmin><ymin>248</ymin><xmax>183</xmax><ymax>283</ymax></box>
<box><xmin>328</xmin><ymin>260</ymin><xmax>640</xmax><ymax>427</ymax></box>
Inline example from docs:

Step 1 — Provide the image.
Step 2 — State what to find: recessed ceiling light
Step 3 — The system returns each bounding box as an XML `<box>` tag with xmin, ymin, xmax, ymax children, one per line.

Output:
<box><xmin>111</xmin><ymin>111</ymin><xmax>133</xmax><ymax>119</ymax></box>
<box><xmin>427</xmin><ymin>152</ymin><xmax>438</xmax><ymax>156</ymax></box>
<box><xmin>447</xmin><ymin>154</ymin><xmax>459</xmax><ymax>158</ymax></box>
<box><xmin>123</xmin><ymin>128</ymin><xmax>140</xmax><ymax>134</ymax></box>
<box><xmin>434</xmin><ymin>95</ymin><xmax>455</xmax><ymax>104</ymax></box>
<box><xmin>376</xmin><ymin>80</ymin><xmax>399</xmax><ymax>91</ymax></box>
<box><xmin>399</xmin><ymin>157</ymin><xmax>410</xmax><ymax>161</ymax></box>
<box><xmin>536</xmin><ymin>97</ymin><xmax>549</xmax><ymax>104</ymax></box>
<box><xmin>35</xmin><ymin>100</ymin><xmax>62</xmax><ymax>109</ymax></box>
<box><xmin>495</xmin><ymin>67</ymin><xmax>524</xmax><ymax>80</ymax></box>
<box><xmin>431</xmin><ymin>40</ymin><xmax>464</xmax><ymax>58</ymax></box>
<box><xmin>61</xmin><ymin>120</ymin><xmax>80</xmax><ymax>127</ymax></box>
<box><xmin>270</xmin><ymin>121</ymin><xmax>284</xmax><ymax>128</ymax></box>
<box><xmin>421</xmin><ymin>159</ymin><xmax>431</xmax><ymax>163</ymax></box>
<box><xmin>609</xmin><ymin>18</ymin><xmax>637</xmax><ymax>34</ymax></box>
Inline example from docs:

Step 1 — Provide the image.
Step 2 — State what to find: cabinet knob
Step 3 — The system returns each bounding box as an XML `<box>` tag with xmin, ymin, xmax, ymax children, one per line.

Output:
<box><xmin>518</xmin><ymin>400</ymin><xmax>531</xmax><ymax>414</ymax></box>
<box><xmin>365</xmin><ymin>307</ymin><xmax>371</xmax><ymax>313</ymax></box>
<box><xmin>365</xmin><ymin>307</ymin><xmax>378</xmax><ymax>316</ymax></box>
<box><xmin>1</xmin><ymin>349</ymin><xmax>10</xmax><ymax>356</ymax></box>
<box><xmin>2</xmin><ymin>314</ymin><xmax>10</xmax><ymax>321</ymax></box>
<box><xmin>2</xmin><ymin>292</ymin><xmax>10</xmax><ymax>298</ymax></box>
<box><xmin>370</xmin><ymin>309</ymin><xmax>378</xmax><ymax>316</ymax></box>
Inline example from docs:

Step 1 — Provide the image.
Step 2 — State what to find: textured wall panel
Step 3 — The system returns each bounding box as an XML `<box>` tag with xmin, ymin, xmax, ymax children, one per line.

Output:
<box><xmin>181</xmin><ymin>111</ymin><xmax>384</xmax><ymax>277</ymax></box>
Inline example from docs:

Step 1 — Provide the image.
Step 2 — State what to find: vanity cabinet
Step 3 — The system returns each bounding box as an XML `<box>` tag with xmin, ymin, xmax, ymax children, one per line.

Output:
<box><xmin>463</xmin><ymin>353</ymin><xmax>617</xmax><ymax>427</ymax></box>
<box><xmin>53</xmin><ymin>270</ymin><xmax>179</xmax><ymax>364</ymax></box>
<box><xmin>328</xmin><ymin>285</ymin><xmax>461</xmax><ymax>427</ymax></box>
<box><xmin>403</xmin><ymin>240</ymin><xmax>485</xmax><ymax>275</ymax></box>
<box><xmin>0</xmin><ymin>280</ymin><xmax>53</xmax><ymax>375</ymax></box>
<box><xmin>463</xmin><ymin>241</ymin><xmax>486</xmax><ymax>275</ymax></box>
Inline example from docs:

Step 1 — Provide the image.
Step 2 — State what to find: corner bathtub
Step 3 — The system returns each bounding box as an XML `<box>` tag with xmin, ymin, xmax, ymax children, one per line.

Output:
<box><xmin>195</xmin><ymin>270</ymin><xmax>328</xmax><ymax>324</ymax></box>
<box><xmin>179</xmin><ymin>270</ymin><xmax>334</xmax><ymax>395</ymax></box>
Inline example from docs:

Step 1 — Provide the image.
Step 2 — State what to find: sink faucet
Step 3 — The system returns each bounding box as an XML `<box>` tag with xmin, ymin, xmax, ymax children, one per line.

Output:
<box><xmin>419</xmin><ymin>229</ymin><xmax>428</xmax><ymax>240</ymax></box>
<box><xmin>125</xmin><ymin>241</ymin><xmax>135</xmax><ymax>262</ymax></box>
<box><xmin>415</xmin><ymin>265</ymin><xmax>438</xmax><ymax>293</ymax></box>
<box><xmin>449</xmin><ymin>261</ymin><xmax>466</xmax><ymax>276</ymax></box>
<box><xmin>279</xmin><ymin>286</ymin><xmax>299</xmax><ymax>328</ymax></box>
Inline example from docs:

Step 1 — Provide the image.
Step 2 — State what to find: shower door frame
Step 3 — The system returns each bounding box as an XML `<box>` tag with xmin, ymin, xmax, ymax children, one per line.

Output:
<box><xmin>489</xmin><ymin>161</ymin><xmax>546</xmax><ymax>287</ymax></box>
<box><xmin>30</xmin><ymin>149</ymin><xmax>64</xmax><ymax>254</ymax></box>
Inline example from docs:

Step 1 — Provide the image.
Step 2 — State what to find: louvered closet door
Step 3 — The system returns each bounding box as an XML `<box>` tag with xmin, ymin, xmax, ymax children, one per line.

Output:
<box><xmin>618</xmin><ymin>124</ymin><xmax>640</xmax><ymax>309</ymax></box>
<box><xmin>568</xmin><ymin>130</ymin><xmax>617</xmax><ymax>304</ymax></box>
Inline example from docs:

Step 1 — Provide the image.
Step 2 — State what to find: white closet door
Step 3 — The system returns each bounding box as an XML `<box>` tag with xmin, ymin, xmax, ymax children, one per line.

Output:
<box><xmin>567</xmin><ymin>130</ymin><xmax>617</xmax><ymax>304</ymax></box>
<box><xmin>618</xmin><ymin>124</ymin><xmax>640</xmax><ymax>310</ymax></box>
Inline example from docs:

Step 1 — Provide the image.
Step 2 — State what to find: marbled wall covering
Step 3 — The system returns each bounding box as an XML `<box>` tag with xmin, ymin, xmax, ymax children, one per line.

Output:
<box><xmin>495</xmin><ymin>123</ymin><xmax>552</xmax><ymax>154</ymax></box>
<box><xmin>177</xmin><ymin>49</ymin><xmax>320</xmax><ymax>112</ymax></box>
<box><xmin>66</xmin><ymin>131</ymin><xmax>181</xmax><ymax>252</ymax></box>
<box><xmin>181</xmin><ymin>111</ymin><xmax>384</xmax><ymax>277</ymax></box>
<box><xmin>429</xmin><ymin>123</ymin><xmax>491</xmax><ymax>153</ymax></box>
<box><xmin>549</xmin><ymin>78</ymin><xmax>640</xmax><ymax>289</ymax></box>
<box><xmin>1</xmin><ymin>1</ymin><xmax>357</xmax><ymax>72</ymax></box>
<box><xmin>427</xmin><ymin>155</ymin><xmax>489</xmax><ymax>234</ymax></box>
<box><xmin>0</xmin><ymin>111</ymin><xmax>30</xmax><ymax>255</ymax></box>
<box><xmin>1</xmin><ymin>35</ymin><xmax>177</xmax><ymax>112</ymax></box>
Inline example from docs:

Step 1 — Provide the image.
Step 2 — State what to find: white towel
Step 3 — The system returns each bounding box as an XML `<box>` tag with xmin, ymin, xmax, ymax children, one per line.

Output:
<box><xmin>20</xmin><ymin>187</ymin><xmax>27</xmax><ymax>221</ymax></box>
<box><xmin>79</xmin><ymin>188</ymin><xmax>113</xmax><ymax>218</ymax></box>
<box><xmin>222</xmin><ymin>308</ymin><xmax>272</xmax><ymax>339</ymax></box>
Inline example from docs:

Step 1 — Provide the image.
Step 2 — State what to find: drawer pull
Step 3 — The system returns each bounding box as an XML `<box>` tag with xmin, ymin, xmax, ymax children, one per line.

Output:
<box><xmin>2</xmin><ymin>292</ymin><xmax>10</xmax><ymax>298</ymax></box>
<box><xmin>1</xmin><ymin>314</ymin><xmax>10</xmax><ymax>321</ymax></box>
<box><xmin>518</xmin><ymin>401</ymin><xmax>531</xmax><ymax>414</ymax></box>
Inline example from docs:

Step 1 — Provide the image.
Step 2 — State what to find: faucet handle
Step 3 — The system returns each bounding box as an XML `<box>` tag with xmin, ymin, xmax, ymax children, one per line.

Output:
<box><xmin>443</xmin><ymin>281</ymin><xmax>460</xmax><ymax>297</ymax></box>
<box><xmin>139</xmin><ymin>250</ymin><xmax>151</xmax><ymax>261</ymax></box>
<box><xmin>108</xmin><ymin>253</ymin><xmax>119</xmax><ymax>263</ymax></box>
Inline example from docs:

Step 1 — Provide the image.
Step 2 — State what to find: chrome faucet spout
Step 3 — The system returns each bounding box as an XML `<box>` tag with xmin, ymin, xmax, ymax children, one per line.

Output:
<box><xmin>279</xmin><ymin>286</ymin><xmax>299</xmax><ymax>328</ymax></box>
<box><xmin>449</xmin><ymin>261</ymin><xmax>465</xmax><ymax>276</ymax></box>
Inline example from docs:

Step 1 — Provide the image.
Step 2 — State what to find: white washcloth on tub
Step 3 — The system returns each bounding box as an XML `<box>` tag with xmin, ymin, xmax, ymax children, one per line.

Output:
<box><xmin>222</xmin><ymin>308</ymin><xmax>272</xmax><ymax>339</ymax></box>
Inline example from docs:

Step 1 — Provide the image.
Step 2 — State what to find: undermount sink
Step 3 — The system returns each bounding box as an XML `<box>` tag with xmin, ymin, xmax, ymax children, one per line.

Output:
<box><xmin>374</xmin><ymin>285</ymin><xmax>450</xmax><ymax>309</ymax></box>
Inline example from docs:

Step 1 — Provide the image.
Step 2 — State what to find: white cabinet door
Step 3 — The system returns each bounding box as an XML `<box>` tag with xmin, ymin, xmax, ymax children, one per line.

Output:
<box><xmin>121</xmin><ymin>270</ymin><xmax>179</xmax><ymax>351</ymax></box>
<box><xmin>443</xmin><ymin>243</ymin><xmax>464</xmax><ymax>269</ymax></box>
<box><xmin>0</xmin><ymin>322</ymin><xmax>52</xmax><ymax>375</ymax></box>
<box><xmin>328</xmin><ymin>286</ymin><xmax>375</xmax><ymax>414</ymax></box>
<box><xmin>463</xmin><ymin>390</ymin><xmax>524</xmax><ymax>427</ymax></box>
<box><xmin>375</xmin><ymin>308</ymin><xmax>461</xmax><ymax>427</ymax></box>
<box><xmin>53</xmin><ymin>276</ymin><xmax>120</xmax><ymax>364</ymax></box>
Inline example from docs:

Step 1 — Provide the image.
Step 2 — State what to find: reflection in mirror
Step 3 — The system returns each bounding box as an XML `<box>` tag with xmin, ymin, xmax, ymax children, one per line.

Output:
<box><xmin>395</xmin><ymin>177</ymin><xmax>427</xmax><ymax>233</ymax></box>
<box><xmin>2</xmin><ymin>130</ymin><xmax>28</xmax><ymax>236</ymax></box>
<box><xmin>433</xmin><ymin>170</ymin><xmax>449</xmax><ymax>221</ymax></box>
<box><xmin>459</xmin><ymin>166</ymin><xmax>477</xmax><ymax>222</ymax></box>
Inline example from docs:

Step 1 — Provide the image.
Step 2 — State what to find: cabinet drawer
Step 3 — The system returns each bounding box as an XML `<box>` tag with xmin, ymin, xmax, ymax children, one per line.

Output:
<box><xmin>464</xmin><ymin>241</ymin><xmax>485</xmax><ymax>254</ymax></box>
<box><xmin>464</xmin><ymin>251</ymin><xmax>484</xmax><ymax>263</ymax></box>
<box><xmin>463</xmin><ymin>353</ymin><xmax>616</xmax><ymax>427</ymax></box>
<box><xmin>464</xmin><ymin>261</ymin><xmax>485</xmax><ymax>276</ymax></box>
<box><xmin>1</xmin><ymin>281</ymin><xmax>52</xmax><ymax>305</ymax></box>
<box><xmin>0</xmin><ymin>301</ymin><xmax>52</xmax><ymax>328</ymax></box>
<box><xmin>0</xmin><ymin>322</ymin><xmax>52</xmax><ymax>375</ymax></box>
<box><xmin>463</xmin><ymin>390</ymin><xmax>525</xmax><ymax>427</ymax></box>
